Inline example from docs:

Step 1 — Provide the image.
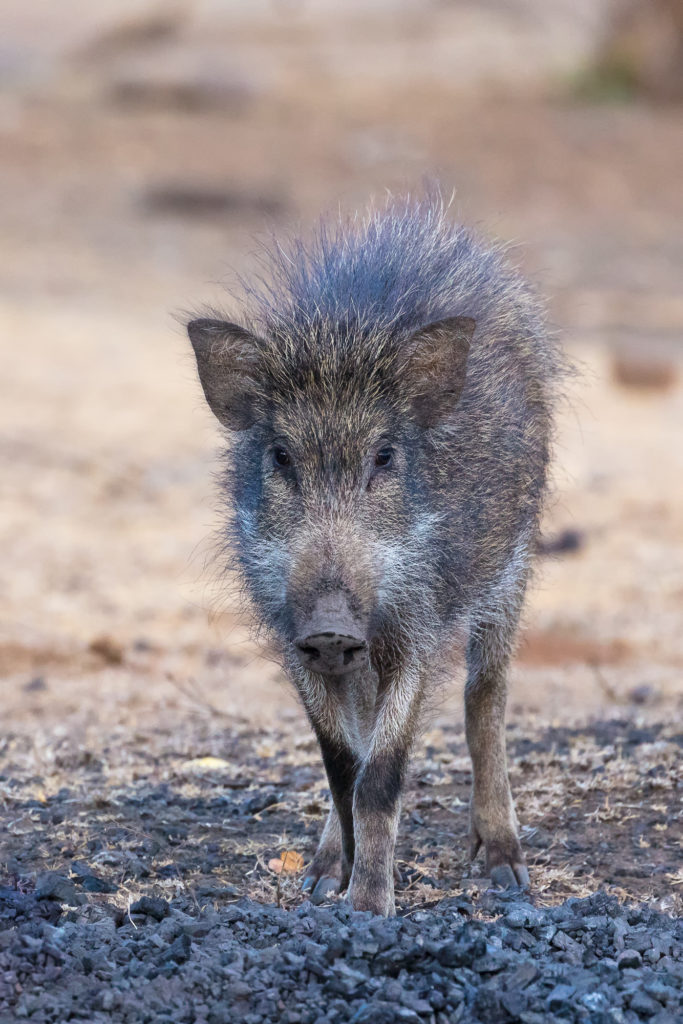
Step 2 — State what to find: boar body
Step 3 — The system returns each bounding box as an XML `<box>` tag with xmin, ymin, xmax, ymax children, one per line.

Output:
<box><xmin>188</xmin><ymin>196</ymin><xmax>564</xmax><ymax>915</ymax></box>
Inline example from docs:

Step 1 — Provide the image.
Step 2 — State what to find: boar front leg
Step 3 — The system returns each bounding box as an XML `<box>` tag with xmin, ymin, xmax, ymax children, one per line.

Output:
<box><xmin>302</xmin><ymin>736</ymin><xmax>356</xmax><ymax>902</ymax></box>
<box><xmin>297</xmin><ymin>670</ymin><xmax>363</xmax><ymax>901</ymax></box>
<box><xmin>465</xmin><ymin>617</ymin><xmax>529</xmax><ymax>889</ymax></box>
<box><xmin>348</xmin><ymin>666</ymin><xmax>424</xmax><ymax>916</ymax></box>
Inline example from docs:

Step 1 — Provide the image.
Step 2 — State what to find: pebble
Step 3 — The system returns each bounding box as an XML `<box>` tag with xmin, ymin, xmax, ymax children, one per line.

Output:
<box><xmin>129</xmin><ymin>896</ymin><xmax>170</xmax><ymax>921</ymax></box>
<box><xmin>546</xmin><ymin>983</ymin><xmax>576</xmax><ymax>1012</ymax></box>
<box><xmin>35</xmin><ymin>873</ymin><xmax>82</xmax><ymax>906</ymax></box>
<box><xmin>504</xmin><ymin>903</ymin><xmax>545</xmax><ymax>929</ymax></box>
<box><xmin>630</xmin><ymin>990</ymin><xmax>662</xmax><ymax>1017</ymax></box>
<box><xmin>619</xmin><ymin>949</ymin><xmax>644</xmax><ymax>970</ymax></box>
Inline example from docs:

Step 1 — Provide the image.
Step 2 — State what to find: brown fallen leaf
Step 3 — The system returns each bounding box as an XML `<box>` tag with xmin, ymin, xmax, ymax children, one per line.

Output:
<box><xmin>181</xmin><ymin>756</ymin><xmax>232</xmax><ymax>772</ymax></box>
<box><xmin>268</xmin><ymin>850</ymin><xmax>304</xmax><ymax>875</ymax></box>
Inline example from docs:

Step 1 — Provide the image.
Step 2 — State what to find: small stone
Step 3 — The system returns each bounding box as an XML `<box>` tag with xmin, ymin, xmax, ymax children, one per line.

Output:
<box><xmin>197</xmin><ymin>883</ymin><xmax>239</xmax><ymax>899</ymax></box>
<box><xmin>501</xmin><ymin>990</ymin><xmax>526</xmax><ymax>1016</ymax></box>
<box><xmin>643</xmin><ymin>980</ymin><xmax>672</xmax><ymax>1005</ymax></box>
<box><xmin>629</xmin><ymin>991</ymin><xmax>661</xmax><ymax>1018</ymax></box>
<box><xmin>504</xmin><ymin>904</ymin><xmax>545</xmax><ymax>929</ymax></box>
<box><xmin>80</xmin><ymin>874</ymin><xmax>118</xmax><ymax>894</ymax></box>
<box><xmin>434</xmin><ymin>937</ymin><xmax>485</xmax><ymax>967</ymax></box>
<box><xmin>160</xmin><ymin>933</ymin><xmax>192</xmax><ymax>965</ymax></box>
<box><xmin>243</xmin><ymin>791</ymin><xmax>280</xmax><ymax>815</ymax></box>
<box><xmin>506</xmin><ymin>962</ymin><xmax>540</xmax><ymax>989</ymax></box>
<box><xmin>36</xmin><ymin>872</ymin><xmax>81</xmax><ymax>905</ymax></box>
<box><xmin>618</xmin><ymin>949</ymin><xmax>643</xmax><ymax>970</ymax></box>
<box><xmin>472</xmin><ymin>952</ymin><xmax>508</xmax><ymax>974</ymax></box>
<box><xmin>130</xmin><ymin>896</ymin><xmax>170</xmax><ymax>921</ymax></box>
<box><xmin>582</xmin><ymin>992</ymin><xmax>609</xmax><ymax>1012</ymax></box>
<box><xmin>544</xmin><ymin>978</ymin><xmax>577</xmax><ymax>1011</ymax></box>
<box><xmin>99</xmin><ymin>991</ymin><xmax>114</xmax><ymax>1011</ymax></box>
<box><xmin>546</xmin><ymin>984</ymin><xmax>576</xmax><ymax>1013</ymax></box>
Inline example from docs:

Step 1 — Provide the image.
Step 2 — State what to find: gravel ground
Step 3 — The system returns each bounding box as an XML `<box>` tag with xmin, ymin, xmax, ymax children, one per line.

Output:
<box><xmin>1</xmin><ymin>714</ymin><xmax>681</xmax><ymax>1023</ymax></box>
<box><xmin>1</xmin><ymin>884</ymin><xmax>681</xmax><ymax>1023</ymax></box>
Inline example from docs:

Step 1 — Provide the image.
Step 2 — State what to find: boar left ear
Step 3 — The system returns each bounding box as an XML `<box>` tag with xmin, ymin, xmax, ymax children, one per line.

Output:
<box><xmin>404</xmin><ymin>316</ymin><xmax>475</xmax><ymax>428</ymax></box>
<box><xmin>187</xmin><ymin>318</ymin><xmax>263</xmax><ymax>431</ymax></box>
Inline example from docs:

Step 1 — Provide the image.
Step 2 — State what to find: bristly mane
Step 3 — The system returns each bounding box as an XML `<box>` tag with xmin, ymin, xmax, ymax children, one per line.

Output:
<box><xmin>240</xmin><ymin>193</ymin><xmax>536</xmax><ymax>344</ymax></box>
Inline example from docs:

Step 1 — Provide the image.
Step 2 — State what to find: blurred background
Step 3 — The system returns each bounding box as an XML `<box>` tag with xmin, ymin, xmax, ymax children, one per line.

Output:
<box><xmin>2</xmin><ymin>0</ymin><xmax>682</xmax><ymax>736</ymax></box>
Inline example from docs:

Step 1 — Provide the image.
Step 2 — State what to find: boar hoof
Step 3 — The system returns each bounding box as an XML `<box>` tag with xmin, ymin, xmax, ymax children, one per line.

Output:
<box><xmin>302</xmin><ymin>874</ymin><xmax>341</xmax><ymax>904</ymax></box>
<box><xmin>470</xmin><ymin>820</ymin><xmax>529</xmax><ymax>890</ymax></box>
<box><xmin>484</xmin><ymin>839</ymin><xmax>529</xmax><ymax>890</ymax></box>
<box><xmin>302</xmin><ymin>854</ymin><xmax>349</xmax><ymax>904</ymax></box>
<box><xmin>490</xmin><ymin>862</ymin><xmax>529</xmax><ymax>889</ymax></box>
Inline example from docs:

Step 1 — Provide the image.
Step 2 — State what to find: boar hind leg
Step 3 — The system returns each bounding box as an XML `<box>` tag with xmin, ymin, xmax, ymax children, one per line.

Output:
<box><xmin>465</xmin><ymin>616</ymin><xmax>529</xmax><ymax>889</ymax></box>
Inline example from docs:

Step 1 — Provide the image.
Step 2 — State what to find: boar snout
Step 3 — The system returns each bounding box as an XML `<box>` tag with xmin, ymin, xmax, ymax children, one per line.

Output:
<box><xmin>294</xmin><ymin>593</ymin><xmax>368</xmax><ymax>676</ymax></box>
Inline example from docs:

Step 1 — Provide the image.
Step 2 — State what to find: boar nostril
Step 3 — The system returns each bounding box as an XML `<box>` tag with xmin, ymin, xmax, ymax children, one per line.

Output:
<box><xmin>297</xmin><ymin>643</ymin><xmax>320</xmax><ymax>661</ymax></box>
<box><xmin>343</xmin><ymin>644</ymin><xmax>365</xmax><ymax>666</ymax></box>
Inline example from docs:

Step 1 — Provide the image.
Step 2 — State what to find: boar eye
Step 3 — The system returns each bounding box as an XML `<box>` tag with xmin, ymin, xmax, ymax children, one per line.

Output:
<box><xmin>273</xmin><ymin>446</ymin><xmax>291</xmax><ymax>469</ymax></box>
<box><xmin>374</xmin><ymin>448</ymin><xmax>393</xmax><ymax>468</ymax></box>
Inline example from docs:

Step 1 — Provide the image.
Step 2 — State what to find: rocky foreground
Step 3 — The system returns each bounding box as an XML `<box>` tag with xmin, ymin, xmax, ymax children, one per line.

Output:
<box><xmin>0</xmin><ymin>882</ymin><xmax>681</xmax><ymax>1024</ymax></box>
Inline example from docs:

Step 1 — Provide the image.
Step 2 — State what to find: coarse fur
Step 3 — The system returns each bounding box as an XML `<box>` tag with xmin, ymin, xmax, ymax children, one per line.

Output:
<box><xmin>187</xmin><ymin>192</ymin><xmax>565</xmax><ymax>915</ymax></box>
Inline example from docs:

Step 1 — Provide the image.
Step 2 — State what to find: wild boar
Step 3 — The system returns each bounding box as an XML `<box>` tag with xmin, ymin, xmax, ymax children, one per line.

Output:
<box><xmin>187</xmin><ymin>195</ymin><xmax>563</xmax><ymax>915</ymax></box>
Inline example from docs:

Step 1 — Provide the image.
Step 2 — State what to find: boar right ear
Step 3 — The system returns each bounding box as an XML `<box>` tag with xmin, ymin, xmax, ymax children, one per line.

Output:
<box><xmin>404</xmin><ymin>316</ymin><xmax>475</xmax><ymax>428</ymax></box>
<box><xmin>187</xmin><ymin>318</ymin><xmax>263</xmax><ymax>431</ymax></box>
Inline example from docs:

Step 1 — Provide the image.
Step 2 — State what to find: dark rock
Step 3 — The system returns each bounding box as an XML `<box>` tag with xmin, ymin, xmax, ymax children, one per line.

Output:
<box><xmin>643</xmin><ymin>979</ymin><xmax>674</xmax><ymax>1005</ymax></box>
<box><xmin>581</xmin><ymin>991</ymin><xmax>610</xmax><ymax>1013</ymax></box>
<box><xmin>629</xmin><ymin>991</ymin><xmax>662</xmax><ymax>1017</ymax></box>
<box><xmin>504</xmin><ymin>904</ymin><xmax>545</xmax><ymax>929</ymax></box>
<box><xmin>433</xmin><ymin>936</ymin><xmax>485</xmax><ymax>967</ymax></box>
<box><xmin>160</xmin><ymin>933</ymin><xmax>192</xmax><ymax>965</ymax></box>
<box><xmin>506</xmin><ymin>962</ymin><xmax>540</xmax><ymax>989</ymax></box>
<box><xmin>80</xmin><ymin>874</ymin><xmax>119</xmax><ymax>894</ymax></box>
<box><xmin>501</xmin><ymin>989</ymin><xmax>527</xmax><ymax>1016</ymax></box>
<box><xmin>130</xmin><ymin>896</ymin><xmax>171</xmax><ymax>921</ymax></box>
<box><xmin>197</xmin><ymin>883</ymin><xmax>240</xmax><ymax>899</ymax></box>
<box><xmin>546</xmin><ymin>983</ymin><xmax>576</xmax><ymax>1013</ymax></box>
<box><xmin>243</xmin><ymin>791</ymin><xmax>281</xmax><ymax>815</ymax></box>
<box><xmin>618</xmin><ymin>949</ymin><xmax>643</xmax><ymax>970</ymax></box>
<box><xmin>35</xmin><ymin>872</ymin><xmax>82</xmax><ymax>905</ymax></box>
<box><xmin>472</xmin><ymin>951</ymin><xmax>509</xmax><ymax>973</ymax></box>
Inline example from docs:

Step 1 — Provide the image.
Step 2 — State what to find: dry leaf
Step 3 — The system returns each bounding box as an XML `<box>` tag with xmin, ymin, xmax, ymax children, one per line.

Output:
<box><xmin>181</xmin><ymin>757</ymin><xmax>231</xmax><ymax>772</ymax></box>
<box><xmin>281</xmin><ymin>850</ymin><xmax>304</xmax><ymax>873</ymax></box>
<box><xmin>268</xmin><ymin>850</ymin><xmax>304</xmax><ymax>874</ymax></box>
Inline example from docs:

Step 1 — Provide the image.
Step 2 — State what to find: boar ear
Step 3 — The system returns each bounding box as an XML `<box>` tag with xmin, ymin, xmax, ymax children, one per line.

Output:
<box><xmin>404</xmin><ymin>316</ymin><xmax>475</xmax><ymax>428</ymax></box>
<box><xmin>187</xmin><ymin>318</ymin><xmax>263</xmax><ymax>431</ymax></box>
